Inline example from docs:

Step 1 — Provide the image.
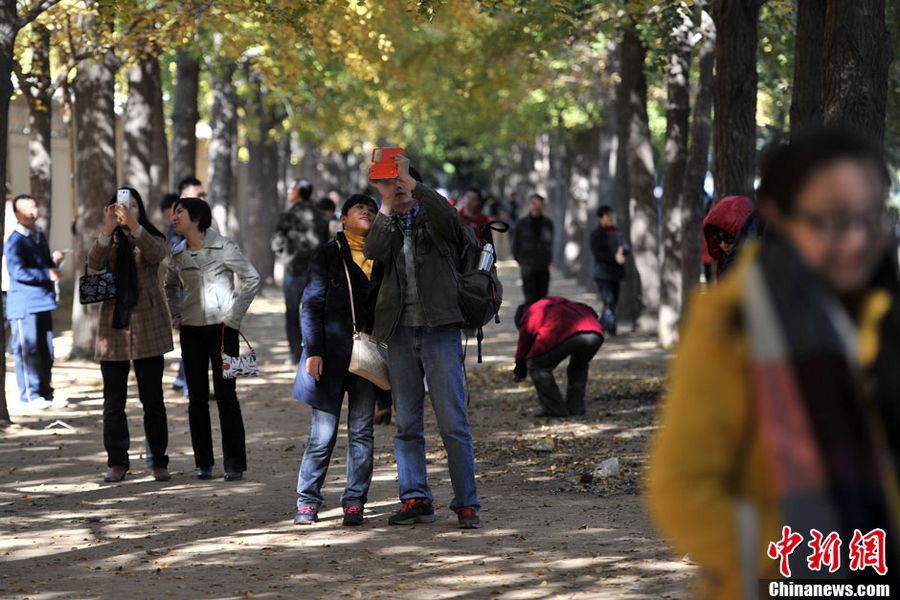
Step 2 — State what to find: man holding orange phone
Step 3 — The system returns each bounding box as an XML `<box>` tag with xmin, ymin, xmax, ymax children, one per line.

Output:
<box><xmin>364</xmin><ymin>150</ymin><xmax>482</xmax><ymax>529</ymax></box>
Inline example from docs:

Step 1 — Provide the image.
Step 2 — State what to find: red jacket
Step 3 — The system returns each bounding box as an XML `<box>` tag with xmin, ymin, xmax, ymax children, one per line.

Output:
<box><xmin>702</xmin><ymin>195</ymin><xmax>752</xmax><ymax>263</ymax></box>
<box><xmin>459</xmin><ymin>209</ymin><xmax>491</xmax><ymax>242</ymax></box>
<box><xmin>515</xmin><ymin>297</ymin><xmax>604</xmax><ymax>361</ymax></box>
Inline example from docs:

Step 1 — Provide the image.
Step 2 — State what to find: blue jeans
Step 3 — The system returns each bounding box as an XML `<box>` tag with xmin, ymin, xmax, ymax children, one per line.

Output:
<box><xmin>10</xmin><ymin>311</ymin><xmax>54</xmax><ymax>403</ymax></box>
<box><xmin>283</xmin><ymin>274</ymin><xmax>306</xmax><ymax>364</ymax></box>
<box><xmin>388</xmin><ymin>325</ymin><xmax>479</xmax><ymax>511</ymax></box>
<box><xmin>297</xmin><ymin>375</ymin><xmax>376</xmax><ymax>508</ymax></box>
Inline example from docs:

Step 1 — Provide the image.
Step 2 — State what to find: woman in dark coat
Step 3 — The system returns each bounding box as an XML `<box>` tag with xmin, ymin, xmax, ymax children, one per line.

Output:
<box><xmin>292</xmin><ymin>194</ymin><xmax>384</xmax><ymax>526</ymax></box>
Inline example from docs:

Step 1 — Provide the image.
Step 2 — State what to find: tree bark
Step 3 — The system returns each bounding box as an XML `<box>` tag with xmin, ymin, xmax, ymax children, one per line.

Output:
<box><xmin>790</xmin><ymin>0</ymin><xmax>827</xmax><ymax>137</ymax></box>
<box><xmin>712</xmin><ymin>0</ymin><xmax>763</xmax><ymax>200</ymax></box>
<box><xmin>171</xmin><ymin>49</ymin><xmax>200</xmax><ymax>187</ymax></box>
<box><xmin>208</xmin><ymin>52</ymin><xmax>237</xmax><ymax>236</ymax></box>
<box><xmin>24</xmin><ymin>23</ymin><xmax>52</xmax><ymax>225</ymax></box>
<box><xmin>244</xmin><ymin>75</ymin><xmax>280</xmax><ymax>282</ymax></box>
<box><xmin>680</xmin><ymin>4</ymin><xmax>716</xmax><ymax>308</ymax></box>
<box><xmin>0</xmin><ymin>0</ymin><xmax>17</xmax><ymax>423</ymax></box>
<box><xmin>659</xmin><ymin>8</ymin><xmax>693</xmax><ymax>346</ymax></box>
<box><xmin>620</xmin><ymin>23</ymin><xmax>658</xmax><ymax>332</ymax></box>
<box><xmin>123</xmin><ymin>54</ymin><xmax>169</xmax><ymax>221</ymax></box>
<box><xmin>70</xmin><ymin>50</ymin><xmax>119</xmax><ymax>358</ymax></box>
<box><xmin>822</xmin><ymin>0</ymin><xmax>892</xmax><ymax>142</ymax></box>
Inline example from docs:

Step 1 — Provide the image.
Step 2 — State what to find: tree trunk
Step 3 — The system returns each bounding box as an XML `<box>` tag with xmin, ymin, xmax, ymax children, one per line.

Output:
<box><xmin>822</xmin><ymin>0</ymin><xmax>892</xmax><ymax>142</ymax></box>
<box><xmin>123</xmin><ymin>54</ymin><xmax>169</xmax><ymax>220</ymax></box>
<box><xmin>70</xmin><ymin>50</ymin><xmax>118</xmax><ymax>358</ymax></box>
<box><xmin>680</xmin><ymin>4</ymin><xmax>716</xmax><ymax>308</ymax></box>
<box><xmin>244</xmin><ymin>76</ymin><xmax>280</xmax><ymax>283</ymax></box>
<box><xmin>621</xmin><ymin>23</ymin><xmax>658</xmax><ymax>332</ymax></box>
<box><xmin>25</xmin><ymin>23</ymin><xmax>52</xmax><ymax>226</ymax></box>
<box><xmin>712</xmin><ymin>0</ymin><xmax>762</xmax><ymax>200</ymax></box>
<box><xmin>208</xmin><ymin>52</ymin><xmax>237</xmax><ymax>236</ymax></box>
<box><xmin>548</xmin><ymin>128</ymin><xmax>568</xmax><ymax>275</ymax></box>
<box><xmin>170</xmin><ymin>49</ymin><xmax>200</xmax><ymax>187</ymax></box>
<box><xmin>658</xmin><ymin>9</ymin><xmax>693</xmax><ymax>346</ymax></box>
<box><xmin>0</xmin><ymin>0</ymin><xmax>18</xmax><ymax>422</ymax></box>
<box><xmin>790</xmin><ymin>0</ymin><xmax>827</xmax><ymax>137</ymax></box>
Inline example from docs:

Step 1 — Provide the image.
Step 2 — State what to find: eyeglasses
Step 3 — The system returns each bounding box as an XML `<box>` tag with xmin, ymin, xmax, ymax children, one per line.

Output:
<box><xmin>793</xmin><ymin>207</ymin><xmax>889</xmax><ymax>240</ymax></box>
<box><xmin>710</xmin><ymin>229</ymin><xmax>735</xmax><ymax>246</ymax></box>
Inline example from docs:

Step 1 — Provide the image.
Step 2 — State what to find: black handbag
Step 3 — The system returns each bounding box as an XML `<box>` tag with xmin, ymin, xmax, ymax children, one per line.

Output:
<box><xmin>79</xmin><ymin>257</ymin><xmax>117</xmax><ymax>304</ymax></box>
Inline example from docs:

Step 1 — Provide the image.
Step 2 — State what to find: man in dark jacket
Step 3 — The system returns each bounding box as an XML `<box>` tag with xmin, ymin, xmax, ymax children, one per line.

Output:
<box><xmin>514</xmin><ymin>297</ymin><xmax>604</xmax><ymax>418</ymax></box>
<box><xmin>364</xmin><ymin>153</ymin><xmax>481</xmax><ymax>530</ymax></box>
<box><xmin>590</xmin><ymin>205</ymin><xmax>629</xmax><ymax>335</ymax></box>
<box><xmin>5</xmin><ymin>195</ymin><xmax>64</xmax><ymax>413</ymax></box>
<box><xmin>513</xmin><ymin>194</ymin><xmax>554</xmax><ymax>304</ymax></box>
<box><xmin>272</xmin><ymin>177</ymin><xmax>330</xmax><ymax>365</ymax></box>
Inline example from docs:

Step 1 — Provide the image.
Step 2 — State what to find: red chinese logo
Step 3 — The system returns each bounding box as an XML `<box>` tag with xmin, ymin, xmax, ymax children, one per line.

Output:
<box><xmin>767</xmin><ymin>527</ymin><xmax>889</xmax><ymax>578</ymax></box>
<box><xmin>849</xmin><ymin>528</ymin><xmax>887</xmax><ymax>576</ymax></box>
<box><xmin>767</xmin><ymin>526</ymin><xmax>804</xmax><ymax>578</ymax></box>
<box><xmin>807</xmin><ymin>529</ymin><xmax>842</xmax><ymax>573</ymax></box>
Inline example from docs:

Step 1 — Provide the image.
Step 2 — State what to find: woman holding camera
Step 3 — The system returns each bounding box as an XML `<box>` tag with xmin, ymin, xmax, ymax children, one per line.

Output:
<box><xmin>293</xmin><ymin>194</ymin><xmax>384</xmax><ymax>526</ymax></box>
<box><xmin>89</xmin><ymin>188</ymin><xmax>173</xmax><ymax>483</ymax></box>
<box><xmin>165</xmin><ymin>198</ymin><xmax>260</xmax><ymax>482</ymax></box>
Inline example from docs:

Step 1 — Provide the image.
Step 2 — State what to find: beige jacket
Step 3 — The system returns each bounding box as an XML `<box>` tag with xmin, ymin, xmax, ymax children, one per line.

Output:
<box><xmin>165</xmin><ymin>229</ymin><xmax>260</xmax><ymax>330</ymax></box>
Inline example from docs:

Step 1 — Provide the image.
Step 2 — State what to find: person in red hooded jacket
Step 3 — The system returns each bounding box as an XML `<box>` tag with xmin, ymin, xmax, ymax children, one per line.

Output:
<box><xmin>513</xmin><ymin>297</ymin><xmax>604</xmax><ymax>418</ymax></box>
<box><xmin>702</xmin><ymin>195</ymin><xmax>753</xmax><ymax>279</ymax></box>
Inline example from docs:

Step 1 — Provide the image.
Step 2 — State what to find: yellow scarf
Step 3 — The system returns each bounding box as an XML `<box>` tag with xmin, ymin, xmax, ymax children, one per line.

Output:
<box><xmin>344</xmin><ymin>230</ymin><xmax>374</xmax><ymax>279</ymax></box>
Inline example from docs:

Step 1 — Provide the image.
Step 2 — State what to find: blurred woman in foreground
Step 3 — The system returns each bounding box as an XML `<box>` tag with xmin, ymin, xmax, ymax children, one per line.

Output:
<box><xmin>647</xmin><ymin>127</ymin><xmax>900</xmax><ymax>599</ymax></box>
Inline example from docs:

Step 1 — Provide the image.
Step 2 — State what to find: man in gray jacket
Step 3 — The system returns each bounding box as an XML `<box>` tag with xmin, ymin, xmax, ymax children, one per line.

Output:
<box><xmin>365</xmin><ymin>153</ymin><xmax>481</xmax><ymax>529</ymax></box>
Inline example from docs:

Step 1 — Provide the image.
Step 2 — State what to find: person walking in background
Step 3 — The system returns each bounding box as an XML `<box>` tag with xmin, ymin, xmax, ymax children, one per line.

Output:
<box><xmin>5</xmin><ymin>194</ymin><xmax>65</xmax><ymax>413</ymax></box>
<box><xmin>159</xmin><ymin>192</ymin><xmax>181</xmax><ymax>252</ymax></box>
<box><xmin>513</xmin><ymin>194</ymin><xmax>554</xmax><ymax>304</ymax></box>
<box><xmin>590</xmin><ymin>205</ymin><xmax>628</xmax><ymax>335</ymax></box>
<box><xmin>513</xmin><ymin>297</ymin><xmax>604</xmax><ymax>418</ymax></box>
<box><xmin>365</xmin><ymin>153</ymin><xmax>482</xmax><ymax>530</ymax></box>
<box><xmin>316</xmin><ymin>197</ymin><xmax>342</xmax><ymax>239</ymax></box>
<box><xmin>458</xmin><ymin>187</ymin><xmax>491</xmax><ymax>242</ymax></box>
<box><xmin>89</xmin><ymin>188</ymin><xmax>173</xmax><ymax>483</ymax></box>
<box><xmin>272</xmin><ymin>177</ymin><xmax>329</xmax><ymax>365</ymax></box>
<box><xmin>647</xmin><ymin>127</ymin><xmax>900</xmax><ymax>598</ymax></box>
<box><xmin>166</xmin><ymin>198</ymin><xmax>260</xmax><ymax>482</ymax></box>
<box><xmin>701</xmin><ymin>194</ymin><xmax>753</xmax><ymax>280</ymax></box>
<box><xmin>292</xmin><ymin>194</ymin><xmax>383</xmax><ymax>526</ymax></box>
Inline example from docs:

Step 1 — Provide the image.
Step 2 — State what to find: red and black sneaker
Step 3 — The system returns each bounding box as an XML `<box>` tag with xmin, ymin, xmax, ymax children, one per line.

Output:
<box><xmin>342</xmin><ymin>504</ymin><xmax>365</xmax><ymax>526</ymax></box>
<box><xmin>294</xmin><ymin>505</ymin><xmax>318</xmax><ymax>525</ymax></box>
<box><xmin>457</xmin><ymin>507</ymin><xmax>481</xmax><ymax>529</ymax></box>
<box><xmin>388</xmin><ymin>498</ymin><xmax>436</xmax><ymax>525</ymax></box>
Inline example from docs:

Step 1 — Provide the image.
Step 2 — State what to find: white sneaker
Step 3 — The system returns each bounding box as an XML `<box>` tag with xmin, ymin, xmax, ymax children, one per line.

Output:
<box><xmin>16</xmin><ymin>398</ymin><xmax>52</xmax><ymax>414</ymax></box>
<box><xmin>50</xmin><ymin>396</ymin><xmax>69</xmax><ymax>408</ymax></box>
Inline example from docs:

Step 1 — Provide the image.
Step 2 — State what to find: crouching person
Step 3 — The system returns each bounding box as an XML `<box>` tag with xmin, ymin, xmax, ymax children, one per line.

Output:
<box><xmin>513</xmin><ymin>297</ymin><xmax>604</xmax><ymax>417</ymax></box>
<box><xmin>365</xmin><ymin>153</ymin><xmax>482</xmax><ymax>529</ymax></box>
<box><xmin>293</xmin><ymin>194</ymin><xmax>383</xmax><ymax>526</ymax></box>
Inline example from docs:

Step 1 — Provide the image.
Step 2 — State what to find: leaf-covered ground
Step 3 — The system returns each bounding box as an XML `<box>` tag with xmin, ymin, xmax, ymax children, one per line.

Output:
<box><xmin>0</xmin><ymin>265</ymin><xmax>693</xmax><ymax>599</ymax></box>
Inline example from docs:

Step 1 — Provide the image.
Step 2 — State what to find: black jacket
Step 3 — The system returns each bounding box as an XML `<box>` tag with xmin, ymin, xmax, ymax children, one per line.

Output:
<box><xmin>513</xmin><ymin>215</ymin><xmax>554</xmax><ymax>270</ymax></box>
<box><xmin>590</xmin><ymin>225</ymin><xmax>628</xmax><ymax>281</ymax></box>
<box><xmin>293</xmin><ymin>232</ymin><xmax>383</xmax><ymax>414</ymax></box>
<box><xmin>364</xmin><ymin>183</ymin><xmax>465</xmax><ymax>342</ymax></box>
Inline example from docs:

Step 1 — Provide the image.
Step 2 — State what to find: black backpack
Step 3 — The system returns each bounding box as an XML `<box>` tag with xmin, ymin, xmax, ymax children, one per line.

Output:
<box><xmin>433</xmin><ymin>219</ymin><xmax>509</xmax><ymax>362</ymax></box>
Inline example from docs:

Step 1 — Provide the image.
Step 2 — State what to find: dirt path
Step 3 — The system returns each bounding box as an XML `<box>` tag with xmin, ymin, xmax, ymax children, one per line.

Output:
<box><xmin>0</xmin><ymin>263</ymin><xmax>693</xmax><ymax>599</ymax></box>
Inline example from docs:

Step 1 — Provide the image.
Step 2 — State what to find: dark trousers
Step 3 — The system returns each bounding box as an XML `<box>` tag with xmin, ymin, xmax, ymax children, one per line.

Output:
<box><xmin>283</xmin><ymin>274</ymin><xmax>307</xmax><ymax>364</ymax></box>
<box><xmin>101</xmin><ymin>356</ymin><xmax>168</xmax><ymax>469</ymax></box>
<box><xmin>10</xmin><ymin>311</ymin><xmax>54</xmax><ymax>403</ymax></box>
<box><xmin>521</xmin><ymin>267</ymin><xmax>550</xmax><ymax>305</ymax></box>
<box><xmin>181</xmin><ymin>325</ymin><xmax>247</xmax><ymax>473</ymax></box>
<box><xmin>595</xmin><ymin>279</ymin><xmax>621</xmax><ymax>335</ymax></box>
<box><xmin>527</xmin><ymin>332</ymin><xmax>604</xmax><ymax>416</ymax></box>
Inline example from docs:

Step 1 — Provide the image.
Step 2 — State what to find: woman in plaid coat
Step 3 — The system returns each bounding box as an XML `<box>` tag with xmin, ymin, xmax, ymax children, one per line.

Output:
<box><xmin>88</xmin><ymin>188</ymin><xmax>173</xmax><ymax>483</ymax></box>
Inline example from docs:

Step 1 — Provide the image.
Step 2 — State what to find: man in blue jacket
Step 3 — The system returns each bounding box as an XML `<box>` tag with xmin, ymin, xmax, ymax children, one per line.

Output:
<box><xmin>5</xmin><ymin>194</ymin><xmax>64</xmax><ymax>412</ymax></box>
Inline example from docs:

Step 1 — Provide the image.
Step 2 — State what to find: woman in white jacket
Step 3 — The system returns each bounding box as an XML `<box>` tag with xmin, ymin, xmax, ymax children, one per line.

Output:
<box><xmin>165</xmin><ymin>197</ymin><xmax>260</xmax><ymax>481</ymax></box>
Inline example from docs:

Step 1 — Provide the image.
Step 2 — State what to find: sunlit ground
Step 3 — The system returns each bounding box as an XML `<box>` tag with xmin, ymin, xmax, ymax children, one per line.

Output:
<box><xmin>1</xmin><ymin>266</ymin><xmax>692</xmax><ymax>599</ymax></box>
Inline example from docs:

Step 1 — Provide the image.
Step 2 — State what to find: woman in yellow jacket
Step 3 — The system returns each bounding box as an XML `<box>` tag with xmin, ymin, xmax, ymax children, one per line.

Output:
<box><xmin>647</xmin><ymin>127</ymin><xmax>900</xmax><ymax>599</ymax></box>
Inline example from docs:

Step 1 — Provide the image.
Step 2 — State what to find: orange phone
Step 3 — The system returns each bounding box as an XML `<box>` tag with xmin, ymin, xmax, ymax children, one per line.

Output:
<box><xmin>368</xmin><ymin>147</ymin><xmax>403</xmax><ymax>180</ymax></box>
